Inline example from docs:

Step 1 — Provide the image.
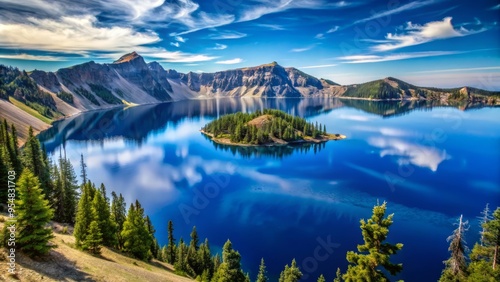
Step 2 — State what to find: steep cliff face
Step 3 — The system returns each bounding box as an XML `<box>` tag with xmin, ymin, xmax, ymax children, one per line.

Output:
<box><xmin>110</xmin><ymin>52</ymin><xmax>172</xmax><ymax>101</ymax></box>
<box><xmin>173</xmin><ymin>62</ymin><xmax>310</xmax><ymax>97</ymax></box>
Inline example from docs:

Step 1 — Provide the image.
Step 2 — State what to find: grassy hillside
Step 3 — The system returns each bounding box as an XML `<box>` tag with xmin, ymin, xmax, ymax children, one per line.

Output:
<box><xmin>0</xmin><ymin>215</ymin><xmax>194</xmax><ymax>282</ymax></box>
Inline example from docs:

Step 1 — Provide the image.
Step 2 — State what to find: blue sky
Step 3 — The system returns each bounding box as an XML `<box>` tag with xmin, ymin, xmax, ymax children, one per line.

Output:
<box><xmin>0</xmin><ymin>0</ymin><xmax>499</xmax><ymax>89</ymax></box>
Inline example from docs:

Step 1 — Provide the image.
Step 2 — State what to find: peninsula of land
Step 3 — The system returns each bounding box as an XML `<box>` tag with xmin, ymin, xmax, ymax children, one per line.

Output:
<box><xmin>201</xmin><ymin>109</ymin><xmax>345</xmax><ymax>147</ymax></box>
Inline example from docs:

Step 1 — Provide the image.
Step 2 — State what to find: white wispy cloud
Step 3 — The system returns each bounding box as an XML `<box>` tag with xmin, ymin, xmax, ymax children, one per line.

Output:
<box><xmin>290</xmin><ymin>45</ymin><xmax>315</xmax><ymax>52</ymax></box>
<box><xmin>327</xmin><ymin>26</ymin><xmax>339</xmax><ymax>33</ymax></box>
<box><xmin>299</xmin><ymin>64</ymin><xmax>337</xmax><ymax>69</ymax></box>
<box><xmin>372</xmin><ymin>17</ymin><xmax>487</xmax><ymax>52</ymax></box>
<box><xmin>212</xmin><ymin>43</ymin><xmax>228</xmax><ymax>50</ymax></box>
<box><xmin>170</xmin><ymin>42</ymin><xmax>180</xmax><ymax>47</ymax></box>
<box><xmin>216</xmin><ymin>58</ymin><xmax>243</xmax><ymax>64</ymax></box>
<box><xmin>0</xmin><ymin>53</ymin><xmax>67</xmax><ymax>61</ymax></box>
<box><xmin>315</xmin><ymin>33</ymin><xmax>325</xmax><ymax>39</ymax></box>
<box><xmin>411</xmin><ymin>66</ymin><xmax>500</xmax><ymax>74</ymax></box>
<box><xmin>146</xmin><ymin>52</ymin><xmax>218</xmax><ymax>63</ymax></box>
<box><xmin>0</xmin><ymin>14</ymin><xmax>218</xmax><ymax>63</ymax></box>
<box><xmin>255</xmin><ymin>23</ymin><xmax>287</xmax><ymax>30</ymax></box>
<box><xmin>174</xmin><ymin>35</ymin><xmax>186</xmax><ymax>42</ymax></box>
<box><xmin>354</xmin><ymin>0</ymin><xmax>436</xmax><ymax>24</ymax></box>
<box><xmin>490</xmin><ymin>4</ymin><xmax>500</xmax><ymax>10</ymax></box>
<box><xmin>338</xmin><ymin>51</ymin><xmax>461</xmax><ymax>63</ymax></box>
<box><xmin>208</xmin><ymin>31</ymin><xmax>247</xmax><ymax>40</ymax></box>
<box><xmin>0</xmin><ymin>15</ymin><xmax>160</xmax><ymax>54</ymax></box>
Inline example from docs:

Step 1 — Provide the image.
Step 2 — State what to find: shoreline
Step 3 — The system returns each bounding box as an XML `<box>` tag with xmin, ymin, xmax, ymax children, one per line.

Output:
<box><xmin>200</xmin><ymin>129</ymin><xmax>346</xmax><ymax>147</ymax></box>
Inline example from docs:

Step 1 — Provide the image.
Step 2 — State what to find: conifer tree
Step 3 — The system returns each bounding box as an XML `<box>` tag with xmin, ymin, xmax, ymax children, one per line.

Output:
<box><xmin>278</xmin><ymin>259</ymin><xmax>302</xmax><ymax>282</ymax></box>
<box><xmin>343</xmin><ymin>202</ymin><xmax>403</xmax><ymax>282</ymax></box>
<box><xmin>83</xmin><ymin>220</ymin><xmax>102</xmax><ymax>254</ymax></box>
<box><xmin>121</xmin><ymin>200</ymin><xmax>152</xmax><ymax>260</ymax></box>
<box><xmin>145</xmin><ymin>215</ymin><xmax>158</xmax><ymax>258</ymax></box>
<box><xmin>15</xmin><ymin>169</ymin><xmax>54</xmax><ymax>257</ymax></box>
<box><xmin>256</xmin><ymin>258</ymin><xmax>268</xmax><ymax>282</ymax></box>
<box><xmin>212</xmin><ymin>240</ymin><xmax>246</xmax><ymax>282</ymax></box>
<box><xmin>22</xmin><ymin>126</ymin><xmax>52</xmax><ymax>196</ymax></box>
<box><xmin>439</xmin><ymin>215</ymin><xmax>469</xmax><ymax>281</ymax></box>
<box><xmin>111</xmin><ymin>191</ymin><xmax>127</xmax><ymax>249</ymax></box>
<box><xmin>92</xmin><ymin>184</ymin><xmax>116</xmax><ymax>247</ymax></box>
<box><xmin>167</xmin><ymin>220</ymin><xmax>176</xmax><ymax>263</ymax></box>
<box><xmin>74</xmin><ymin>182</ymin><xmax>95</xmax><ymax>248</ymax></box>
<box><xmin>317</xmin><ymin>274</ymin><xmax>326</xmax><ymax>282</ymax></box>
<box><xmin>59</xmin><ymin>153</ymin><xmax>79</xmax><ymax>223</ymax></box>
<box><xmin>187</xmin><ymin>226</ymin><xmax>202</xmax><ymax>274</ymax></box>
<box><xmin>174</xmin><ymin>238</ymin><xmax>189</xmax><ymax>274</ymax></box>
<box><xmin>198</xmin><ymin>239</ymin><xmax>213</xmax><ymax>280</ymax></box>
<box><xmin>333</xmin><ymin>268</ymin><xmax>342</xmax><ymax>282</ymax></box>
<box><xmin>80</xmin><ymin>153</ymin><xmax>87</xmax><ymax>184</ymax></box>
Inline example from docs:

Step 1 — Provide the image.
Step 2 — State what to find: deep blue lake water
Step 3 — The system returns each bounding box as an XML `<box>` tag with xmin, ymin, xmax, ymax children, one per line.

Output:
<box><xmin>38</xmin><ymin>98</ymin><xmax>500</xmax><ymax>281</ymax></box>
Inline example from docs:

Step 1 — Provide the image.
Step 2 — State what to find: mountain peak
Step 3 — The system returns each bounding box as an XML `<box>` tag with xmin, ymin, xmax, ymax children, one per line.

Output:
<box><xmin>114</xmin><ymin>51</ymin><xmax>142</xmax><ymax>64</ymax></box>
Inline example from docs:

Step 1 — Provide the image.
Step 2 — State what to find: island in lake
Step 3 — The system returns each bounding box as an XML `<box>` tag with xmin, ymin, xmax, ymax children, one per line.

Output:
<box><xmin>201</xmin><ymin>109</ymin><xmax>346</xmax><ymax>146</ymax></box>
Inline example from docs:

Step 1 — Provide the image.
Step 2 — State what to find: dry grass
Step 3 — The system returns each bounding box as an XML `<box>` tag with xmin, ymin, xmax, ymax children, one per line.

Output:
<box><xmin>247</xmin><ymin>114</ymin><xmax>273</xmax><ymax>128</ymax></box>
<box><xmin>0</xmin><ymin>218</ymin><xmax>194</xmax><ymax>282</ymax></box>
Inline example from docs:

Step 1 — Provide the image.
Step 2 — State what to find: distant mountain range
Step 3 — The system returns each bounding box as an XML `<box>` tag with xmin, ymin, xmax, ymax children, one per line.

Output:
<box><xmin>0</xmin><ymin>51</ymin><xmax>499</xmax><ymax>142</ymax></box>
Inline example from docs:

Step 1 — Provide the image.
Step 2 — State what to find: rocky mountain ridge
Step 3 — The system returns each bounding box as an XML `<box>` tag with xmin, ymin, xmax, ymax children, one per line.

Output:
<box><xmin>24</xmin><ymin>52</ymin><xmax>499</xmax><ymax>114</ymax></box>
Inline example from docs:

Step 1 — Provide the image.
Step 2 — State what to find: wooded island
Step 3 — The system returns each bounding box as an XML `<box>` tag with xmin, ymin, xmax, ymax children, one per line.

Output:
<box><xmin>201</xmin><ymin>109</ymin><xmax>345</xmax><ymax>146</ymax></box>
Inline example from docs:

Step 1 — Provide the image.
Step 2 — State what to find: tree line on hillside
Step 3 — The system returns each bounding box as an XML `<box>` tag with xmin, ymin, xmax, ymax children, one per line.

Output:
<box><xmin>202</xmin><ymin>109</ymin><xmax>328</xmax><ymax>145</ymax></box>
<box><xmin>0</xmin><ymin>65</ymin><xmax>59</xmax><ymax>118</ymax></box>
<box><xmin>0</xmin><ymin>118</ymin><xmax>498</xmax><ymax>281</ymax></box>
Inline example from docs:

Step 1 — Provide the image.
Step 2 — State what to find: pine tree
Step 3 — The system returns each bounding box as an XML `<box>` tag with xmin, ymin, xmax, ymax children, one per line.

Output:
<box><xmin>167</xmin><ymin>220</ymin><xmax>176</xmax><ymax>264</ymax></box>
<box><xmin>121</xmin><ymin>200</ymin><xmax>152</xmax><ymax>260</ymax></box>
<box><xmin>15</xmin><ymin>169</ymin><xmax>54</xmax><ymax>257</ymax></box>
<box><xmin>212</xmin><ymin>240</ymin><xmax>246</xmax><ymax>282</ymax></box>
<box><xmin>80</xmin><ymin>153</ymin><xmax>87</xmax><ymax>184</ymax></box>
<box><xmin>74</xmin><ymin>182</ymin><xmax>95</xmax><ymax>248</ymax></box>
<box><xmin>188</xmin><ymin>226</ymin><xmax>201</xmax><ymax>275</ymax></box>
<box><xmin>333</xmin><ymin>268</ymin><xmax>342</xmax><ymax>282</ymax></box>
<box><xmin>145</xmin><ymin>215</ymin><xmax>157</xmax><ymax>258</ymax></box>
<box><xmin>278</xmin><ymin>259</ymin><xmax>302</xmax><ymax>282</ymax></box>
<box><xmin>439</xmin><ymin>215</ymin><xmax>469</xmax><ymax>281</ymax></box>
<box><xmin>92</xmin><ymin>184</ymin><xmax>116</xmax><ymax>247</ymax></box>
<box><xmin>59</xmin><ymin>153</ymin><xmax>79</xmax><ymax>223</ymax></box>
<box><xmin>83</xmin><ymin>220</ymin><xmax>102</xmax><ymax>254</ymax></box>
<box><xmin>485</xmin><ymin>208</ymin><xmax>500</xmax><ymax>270</ymax></box>
<box><xmin>21</xmin><ymin>126</ymin><xmax>52</xmax><ymax>196</ymax></box>
<box><xmin>317</xmin><ymin>274</ymin><xmax>326</xmax><ymax>282</ymax></box>
<box><xmin>256</xmin><ymin>258</ymin><xmax>268</xmax><ymax>282</ymax></box>
<box><xmin>343</xmin><ymin>202</ymin><xmax>403</xmax><ymax>282</ymax></box>
<box><xmin>0</xmin><ymin>151</ymin><xmax>8</xmax><ymax>202</ymax></box>
<box><xmin>111</xmin><ymin>191</ymin><xmax>127</xmax><ymax>249</ymax></box>
<box><xmin>198</xmin><ymin>239</ymin><xmax>214</xmax><ymax>280</ymax></box>
<box><xmin>174</xmin><ymin>238</ymin><xmax>189</xmax><ymax>274</ymax></box>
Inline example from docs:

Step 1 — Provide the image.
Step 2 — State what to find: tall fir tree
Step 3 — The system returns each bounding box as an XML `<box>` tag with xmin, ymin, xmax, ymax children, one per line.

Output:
<box><xmin>15</xmin><ymin>169</ymin><xmax>54</xmax><ymax>257</ymax></box>
<box><xmin>83</xmin><ymin>220</ymin><xmax>102</xmax><ymax>255</ymax></box>
<box><xmin>111</xmin><ymin>191</ymin><xmax>127</xmax><ymax>249</ymax></box>
<box><xmin>121</xmin><ymin>200</ymin><xmax>152</xmax><ymax>260</ymax></box>
<box><xmin>468</xmin><ymin>206</ymin><xmax>500</xmax><ymax>281</ymax></box>
<box><xmin>174</xmin><ymin>238</ymin><xmax>189</xmax><ymax>274</ymax></box>
<box><xmin>59</xmin><ymin>153</ymin><xmax>79</xmax><ymax>223</ymax></box>
<box><xmin>188</xmin><ymin>226</ymin><xmax>201</xmax><ymax>275</ymax></box>
<box><xmin>343</xmin><ymin>202</ymin><xmax>403</xmax><ymax>282</ymax></box>
<box><xmin>212</xmin><ymin>240</ymin><xmax>246</xmax><ymax>282</ymax></box>
<box><xmin>256</xmin><ymin>258</ymin><xmax>268</xmax><ymax>282</ymax></box>
<box><xmin>74</xmin><ymin>182</ymin><xmax>95</xmax><ymax>248</ymax></box>
<box><xmin>21</xmin><ymin>126</ymin><xmax>52</xmax><ymax>196</ymax></box>
<box><xmin>167</xmin><ymin>220</ymin><xmax>176</xmax><ymax>264</ymax></box>
<box><xmin>278</xmin><ymin>259</ymin><xmax>302</xmax><ymax>282</ymax></box>
<box><xmin>317</xmin><ymin>274</ymin><xmax>326</xmax><ymax>282</ymax></box>
<box><xmin>80</xmin><ymin>153</ymin><xmax>87</xmax><ymax>185</ymax></box>
<box><xmin>439</xmin><ymin>215</ymin><xmax>469</xmax><ymax>282</ymax></box>
<box><xmin>92</xmin><ymin>184</ymin><xmax>116</xmax><ymax>247</ymax></box>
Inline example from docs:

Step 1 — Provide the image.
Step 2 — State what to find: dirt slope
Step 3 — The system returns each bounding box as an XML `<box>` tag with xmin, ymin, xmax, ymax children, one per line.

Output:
<box><xmin>0</xmin><ymin>100</ymin><xmax>51</xmax><ymax>146</ymax></box>
<box><xmin>0</xmin><ymin>216</ymin><xmax>194</xmax><ymax>282</ymax></box>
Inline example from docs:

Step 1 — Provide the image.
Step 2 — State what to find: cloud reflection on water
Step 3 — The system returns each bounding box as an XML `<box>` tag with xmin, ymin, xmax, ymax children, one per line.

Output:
<box><xmin>368</xmin><ymin>137</ymin><xmax>450</xmax><ymax>172</ymax></box>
